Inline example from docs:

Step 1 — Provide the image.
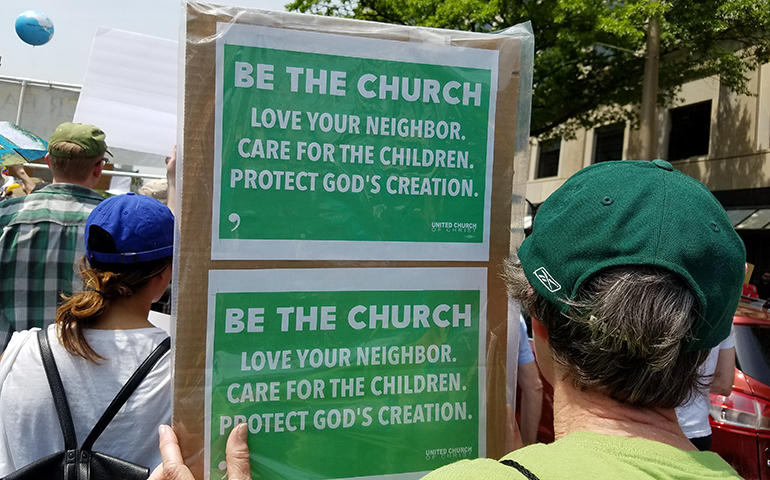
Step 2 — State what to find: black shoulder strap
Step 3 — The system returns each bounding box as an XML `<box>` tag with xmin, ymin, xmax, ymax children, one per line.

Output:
<box><xmin>501</xmin><ymin>459</ymin><xmax>541</xmax><ymax>480</ymax></box>
<box><xmin>37</xmin><ymin>329</ymin><xmax>78</xmax><ymax>451</ymax></box>
<box><xmin>81</xmin><ymin>336</ymin><xmax>171</xmax><ymax>451</ymax></box>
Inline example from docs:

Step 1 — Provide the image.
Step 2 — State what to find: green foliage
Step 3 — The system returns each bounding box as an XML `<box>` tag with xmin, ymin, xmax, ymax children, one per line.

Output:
<box><xmin>284</xmin><ymin>0</ymin><xmax>770</xmax><ymax>138</ymax></box>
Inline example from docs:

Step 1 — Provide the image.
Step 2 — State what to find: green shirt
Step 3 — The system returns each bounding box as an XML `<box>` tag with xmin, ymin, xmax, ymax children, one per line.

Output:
<box><xmin>422</xmin><ymin>431</ymin><xmax>743</xmax><ymax>479</ymax></box>
<box><xmin>0</xmin><ymin>184</ymin><xmax>103</xmax><ymax>349</ymax></box>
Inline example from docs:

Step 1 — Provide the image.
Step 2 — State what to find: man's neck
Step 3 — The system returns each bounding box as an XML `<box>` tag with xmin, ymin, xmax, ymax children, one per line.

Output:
<box><xmin>551</xmin><ymin>379</ymin><xmax>697</xmax><ymax>451</ymax></box>
<box><xmin>51</xmin><ymin>179</ymin><xmax>93</xmax><ymax>189</ymax></box>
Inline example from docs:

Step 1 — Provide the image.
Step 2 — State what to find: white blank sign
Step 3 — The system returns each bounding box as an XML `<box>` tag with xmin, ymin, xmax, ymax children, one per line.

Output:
<box><xmin>74</xmin><ymin>27</ymin><xmax>178</xmax><ymax>161</ymax></box>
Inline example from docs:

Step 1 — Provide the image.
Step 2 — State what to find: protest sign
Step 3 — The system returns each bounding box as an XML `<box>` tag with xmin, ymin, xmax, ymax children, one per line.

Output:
<box><xmin>212</xmin><ymin>24</ymin><xmax>497</xmax><ymax>261</ymax></box>
<box><xmin>74</xmin><ymin>27</ymin><xmax>177</xmax><ymax>166</ymax></box>
<box><xmin>205</xmin><ymin>268</ymin><xmax>486</xmax><ymax>479</ymax></box>
<box><xmin>175</xmin><ymin>3</ymin><xmax>533</xmax><ymax>479</ymax></box>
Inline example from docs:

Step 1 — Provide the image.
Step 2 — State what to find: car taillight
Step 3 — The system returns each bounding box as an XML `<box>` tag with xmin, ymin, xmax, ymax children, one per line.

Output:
<box><xmin>710</xmin><ymin>391</ymin><xmax>770</xmax><ymax>431</ymax></box>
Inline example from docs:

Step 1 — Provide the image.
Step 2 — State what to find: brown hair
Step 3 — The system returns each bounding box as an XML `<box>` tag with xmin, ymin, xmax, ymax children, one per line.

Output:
<box><xmin>47</xmin><ymin>142</ymin><xmax>102</xmax><ymax>183</ymax></box>
<box><xmin>56</xmin><ymin>256</ymin><xmax>170</xmax><ymax>363</ymax></box>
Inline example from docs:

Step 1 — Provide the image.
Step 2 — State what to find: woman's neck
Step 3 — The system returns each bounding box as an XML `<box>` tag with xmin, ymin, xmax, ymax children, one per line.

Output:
<box><xmin>551</xmin><ymin>378</ymin><xmax>696</xmax><ymax>451</ymax></box>
<box><xmin>90</xmin><ymin>294</ymin><xmax>155</xmax><ymax>330</ymax></box>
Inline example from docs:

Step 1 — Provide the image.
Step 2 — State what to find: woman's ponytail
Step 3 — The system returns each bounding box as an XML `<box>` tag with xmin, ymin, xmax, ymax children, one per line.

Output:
<box><xmin>57</xmin><ymin>260</ymin><xmax>115</xmax><ymax>362</ymax></box>
<box><xmin>56</xmin><ymin>256</ymin><xmax>169</xmax><ymax>363</ymax></box>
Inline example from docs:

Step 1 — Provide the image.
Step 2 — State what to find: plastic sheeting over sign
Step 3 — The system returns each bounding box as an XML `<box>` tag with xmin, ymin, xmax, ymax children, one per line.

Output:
<box><xmin>173</xmin><ymin>2</ymin><xmax>534</xmax><ymax>479</ymax></box>
<box><xmin>211</xmin><ymin>24</ymin><xmax>498</xmax><ymax>261</ymax></box>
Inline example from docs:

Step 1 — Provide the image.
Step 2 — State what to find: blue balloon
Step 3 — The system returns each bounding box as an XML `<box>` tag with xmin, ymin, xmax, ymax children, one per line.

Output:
<box><xmin>15</xmin><ymin>11</ymin><xmax>54</xmax><ymax>46</ymax></box>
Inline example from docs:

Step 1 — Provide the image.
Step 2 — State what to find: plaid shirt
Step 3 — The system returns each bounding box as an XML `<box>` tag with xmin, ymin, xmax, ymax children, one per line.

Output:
<box><xmin>0</xmin><ymin>184</ymin><xmax>103</xmax><ymax>349</ymax></box>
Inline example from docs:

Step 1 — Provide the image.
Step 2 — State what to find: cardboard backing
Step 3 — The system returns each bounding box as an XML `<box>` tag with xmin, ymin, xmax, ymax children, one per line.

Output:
<box><xmin>174</xmin><ymin>2</ymin><xmax>533</xmax><ymax>477</ymax></box>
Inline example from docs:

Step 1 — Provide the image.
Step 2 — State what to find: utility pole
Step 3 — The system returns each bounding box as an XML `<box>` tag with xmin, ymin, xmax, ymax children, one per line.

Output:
<box><xmin>639</xmin><ymin>1</ymin><xmax>660</xmax><ymax>160</ymax></box>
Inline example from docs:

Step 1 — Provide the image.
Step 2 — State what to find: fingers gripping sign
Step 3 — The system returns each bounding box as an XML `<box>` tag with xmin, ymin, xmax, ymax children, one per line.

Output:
<box><xmin>225</xmin><ymin>423</ymin><xmax>252</xmax><ymax>480</ymax></box>
<box><xmin>150</xmin><ymin>424</ymin><xmax>252</xmax><ymax>480</ymax></box>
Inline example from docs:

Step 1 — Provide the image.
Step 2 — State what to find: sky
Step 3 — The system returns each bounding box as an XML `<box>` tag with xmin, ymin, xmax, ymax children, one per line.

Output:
<box><xmin>2</xmin><ymin>0</ymin><xmax>290</xmax><ymax>85</ymax></box>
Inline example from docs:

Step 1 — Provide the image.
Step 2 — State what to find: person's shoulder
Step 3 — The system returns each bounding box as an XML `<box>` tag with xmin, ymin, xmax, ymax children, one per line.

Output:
<box><xmin>0</xmin><ymin>196</ymin><xmax>22</xmax><ymax>211</ymax></box>
<box><xmin>0</xmin><ymin>186</ymin><xmax>99</xmax><ymax>227</ymax></box>
<box><xmin>28</xmin><ymin>184</ymin><xmax>103</xmax><ymax>218</ymax></box>
<box><xmin>40</xmin><ymin>183</ymin><xmax>103</xmax><ymax>203</ymax></box>
<box><xmin>507</xmin><ymin>433</ymin><xmax>744</xmax><ymax>479</ymax></box>
<box><xmin>422</xmin><ymin>457</ymin><xmax>528</xmax><ymax>480</ymax></box>
<box><xmin>2</xmin><ymin>328</ymin><xmax>39</xmax><ymax>352</ymax></box>
<box><xmin>0</xmin><ymin>192</ymin><xmax>35</xmax><ymax>208</ymax></box>
<box><xmin>30</xmin><ymin>181</ymin><xmax>50</xmax><ymax>193</ymax></box>
<box><xmin>0</xmin><ymin>328</ymin><xmax>41</xmax><ymax>378</ymax></box>
<box><xmin>85</xmin><ymin>327</ymin><xmax>170</xmax><ymax>361</ymax></box>
<box><xmin>0</xmin><ymin>193</ymin><xmax>36</xmax><ymax>222</ymax></box>
<box><xmin>0</xmin><ymin>185</ymin><xmax>60</xmax><ymax>211</ymax></box>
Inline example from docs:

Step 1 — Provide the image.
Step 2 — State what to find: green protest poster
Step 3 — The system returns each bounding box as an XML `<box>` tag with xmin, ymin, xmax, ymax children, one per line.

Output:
<box><xmin>205</xmin><ymin>268</ymin><xmax>487</xmax><ymax>479</ymax></box>
<box><xmin>212</xmin><ymin>24</ymin><xmax>499</xmax><ymax>261</ymax></box>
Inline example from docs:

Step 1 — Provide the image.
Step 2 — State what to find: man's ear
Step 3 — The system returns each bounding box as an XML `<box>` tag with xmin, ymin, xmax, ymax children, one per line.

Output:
<box><xmin>44</xmin><ymin>153</ymin><xmax>50</xmax><ymax>167</ymax></box>
<box><xmin>93</xmin><ymin>160</ymin><xmax>104</xmax><ymax>178</ymax></box>
<box><xmin>531</xmin><ymin>315</ymin><xmax>556</xmax><ymax>387</ymax></box>
<box><xmin>531</xmin><ymin>316</ymin><xmax>548</xmax><ymax>342</ymax></box>
<box><xmin>88</xmin><ymin>160</ymin><xmax>104</xmax><ymax>188</ymax></box>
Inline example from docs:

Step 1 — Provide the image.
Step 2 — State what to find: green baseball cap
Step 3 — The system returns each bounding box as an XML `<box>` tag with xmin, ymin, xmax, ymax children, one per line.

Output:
<box><xmin>518</xmin><ymin>159</ymin><xmax>745</xmax><ymax>352</ymax></box>
<box><xmin>48</xmin><ymin>122</ymin><xmax>112</xmax><ymax>158</ymax></box>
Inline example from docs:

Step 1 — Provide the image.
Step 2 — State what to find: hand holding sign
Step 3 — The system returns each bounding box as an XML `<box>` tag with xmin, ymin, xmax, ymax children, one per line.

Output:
<box><xmin>151</xmin><ymin>424</ymin><xmax>252</xmax><ymax>480</ymax></box>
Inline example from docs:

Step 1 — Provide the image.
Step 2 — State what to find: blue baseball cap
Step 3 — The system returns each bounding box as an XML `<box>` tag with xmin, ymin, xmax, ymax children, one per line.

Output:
<box><xmin>86</xmin><ymin>192</ymin><xmax>174</xmax><ymax>264</ymax></box>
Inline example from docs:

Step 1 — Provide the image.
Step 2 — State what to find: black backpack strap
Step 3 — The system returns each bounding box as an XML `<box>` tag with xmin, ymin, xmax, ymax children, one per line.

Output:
<box><xmin>81</xmin><ymin>336</ymin><xmax>171</xmax><ymax>451</ymax></box>
<box><xmin>501</xmin><ymin>459</ymin><xmax>541</xmax><ymax>480</ymax></box>
<box><xmin>37</xmin><ymin>328</ymin><xmax>78</xmax><ymax>450</ymax></box>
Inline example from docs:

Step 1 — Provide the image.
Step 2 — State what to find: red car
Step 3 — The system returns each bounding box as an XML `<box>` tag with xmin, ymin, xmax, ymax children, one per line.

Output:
<box><xmin>518</xmin><ymin>299</ymin><xmax>770</xmax><ymax>478</ymax></box>
<box><xmin>710</xmin><ymin>300</ymin><xmax>770</xmax><ymax>480</ymax></box>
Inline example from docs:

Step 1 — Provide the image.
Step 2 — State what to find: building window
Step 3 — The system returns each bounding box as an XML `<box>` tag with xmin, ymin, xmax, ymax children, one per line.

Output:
<box><xmin>668</xmin><ymin>100</ymin><xmax>712</xmax><ymax>161</ymax></box>
<box><xmin>593</xmin><ymin>123</ymin><xmax>625</xmax><ymax>163</ymax></box>
<box><xmin>536</xmin><ymin>138</ymin><xmax>560</xmax><ymax>179</ymax></box>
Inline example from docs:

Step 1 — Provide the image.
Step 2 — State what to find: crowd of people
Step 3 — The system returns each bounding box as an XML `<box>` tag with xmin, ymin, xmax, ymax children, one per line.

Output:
<box><xmin>0</xmin><ymin>123</ymin><xmax>175</xmax><ymax>476</ymax></box>
<box><xmin>0</xmin><ymin>123</ymin><xmax>755</xmax><ymax>479</ymax></box>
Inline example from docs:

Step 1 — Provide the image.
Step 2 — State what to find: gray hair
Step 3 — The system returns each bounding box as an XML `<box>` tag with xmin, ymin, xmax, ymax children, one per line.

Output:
<box><xmin>503</xmin><ymin>257</ymin><xmax>710</xmax><ymax>409</ymax></box>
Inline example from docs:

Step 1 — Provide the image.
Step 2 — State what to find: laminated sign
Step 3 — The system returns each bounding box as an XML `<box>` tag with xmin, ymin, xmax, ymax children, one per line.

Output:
<box><xmin>212</xmin><ymin>24</ymin><xmax>498</xmax><ymax>261</ymax></box>
<box><xmin>177</xmin><ymin>3</ymin><xmax>532</xmax><ymax>480</ymax></box>
<box><xmin>206</xmin><ymin>268</ymin><xmax>487</xmax><ymax>479</ymax></box>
